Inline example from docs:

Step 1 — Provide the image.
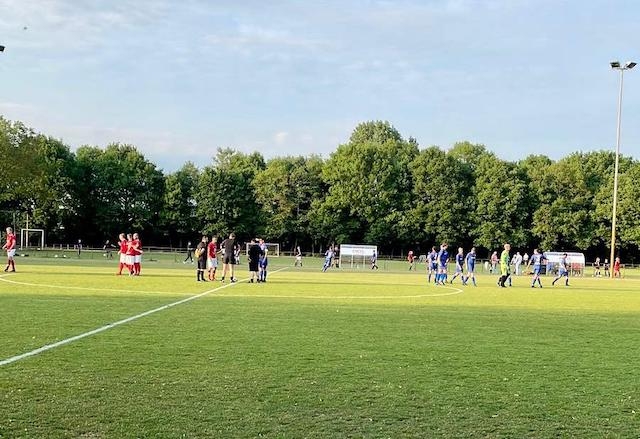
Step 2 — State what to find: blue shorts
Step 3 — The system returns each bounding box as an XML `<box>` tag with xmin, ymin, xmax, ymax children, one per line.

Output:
<box><xmin>558</xmin><ymin>268</ymin><xmax>567</xmax><ymax>276</ymax></box>
<box><xmin>430</xmin><ymin>263</ymin><xmax>437</xmax><ymax>270</ymax></box>
<box><xmin>455</xmin><ymin>266</ymin><xmax>463</xmax><ymax>273</ymax></box>
<box><xmin>466</xmin><ymin>264</ymin><xmax>475</xmax><ymax>273</ymax></box>
<box><xmin>534</xmin><ymin>266</ymin><xmax>541</xmax><ymax>275</ymax></box>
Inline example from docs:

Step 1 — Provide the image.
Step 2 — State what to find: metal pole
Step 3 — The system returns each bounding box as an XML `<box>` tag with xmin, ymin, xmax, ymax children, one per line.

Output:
<box><xmin>609</xmin><ymin>69</ymin><xmax>624</xmax><ymax>277</ymax></box>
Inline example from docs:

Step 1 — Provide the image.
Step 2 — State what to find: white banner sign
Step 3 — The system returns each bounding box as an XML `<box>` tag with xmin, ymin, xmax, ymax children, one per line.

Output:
<box><xmin>340</xmin><ymin>244</ymin><xmax>378</xmax><ymax>257</ymax></box>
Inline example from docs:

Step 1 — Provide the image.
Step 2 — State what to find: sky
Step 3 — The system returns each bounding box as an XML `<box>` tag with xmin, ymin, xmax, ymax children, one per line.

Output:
<box><xmin>1</xmin><ymin>0</ymin><xmax>639</xmax><ymax>172</ymax></box>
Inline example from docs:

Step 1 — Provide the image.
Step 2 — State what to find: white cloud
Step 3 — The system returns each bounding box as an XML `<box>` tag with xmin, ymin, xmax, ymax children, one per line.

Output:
<box><xmin>274</xmin><ymin>131</ymin><xmax>289</xmax><ymax>145</ymax></box>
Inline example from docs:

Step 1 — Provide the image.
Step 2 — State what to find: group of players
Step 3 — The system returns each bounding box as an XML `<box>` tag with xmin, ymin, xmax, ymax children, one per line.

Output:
<box><xmin>193</xmin><ymin>233</ymin><xmax>269</xmax><ymax>283</ymax></box>
<box><xmin>420</xmin><ymin>243</ymin><xmax>572</xmax><ymax>288</ymax></box>
<box><xmin>116</xmin><ymin>232</ymin><xmax>143</xmax><ymax>275</ymax></box>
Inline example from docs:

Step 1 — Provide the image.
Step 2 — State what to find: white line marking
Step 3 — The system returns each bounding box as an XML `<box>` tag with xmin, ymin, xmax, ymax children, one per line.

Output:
<box><xmin>0</xmin><ymin>276</ymin><xmax>177</xmax><ymax>295</ymax></box>
<box><xmin>0</xmin><ymin>268</ymin><xmax>287</xmax><ymax>367</ymax></box>
<box><xmin>217</xmin><ymin>283</ymin><xmax>464</xmax><ymax>299</ymax></box>
<box><xmin>218</xmin><ymin>290</ymin><xmax>463</xmax><ymax>299</ymax></box>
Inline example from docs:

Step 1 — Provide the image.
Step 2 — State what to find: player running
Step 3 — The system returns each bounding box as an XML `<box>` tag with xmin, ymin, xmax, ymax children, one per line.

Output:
<box><xmin>322</xmin><ymin>246</ymin><xmax>334</xmax><ymax>272</ymax></box>
<box><xmin>528</xmin><ymin>248</ymin><xmax>544</xmax><ymax>288</ymax></box>
<box><xmin>551</xmin><ymin>252</ymin><xmax>570</xmax><ymax>286</ymax></box>
<box><xmin>462</xmin><ymin>247</ymin><xmax>477</xmax><ymax>286</ymax></box>
<box><xmin>370</xmin><ymin>250</ymin><xmax>379</xmax><ymax>270</ymax></box>
<box><xmin>449</xmin><ymin>247</ymin><xmax>465</xmax><ymax>284</ymax></box>
<box><xmin>3</xmin><ymin>227</ymin><xmax>16</xmax><ymax>272</ymax></box>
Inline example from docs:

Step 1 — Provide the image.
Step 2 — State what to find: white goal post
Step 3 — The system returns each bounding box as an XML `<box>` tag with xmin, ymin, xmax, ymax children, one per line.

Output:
<box><xmin>20</xmin><ymin>228</ymin><xmax>45</xmax><ymax>249</ymax></box>
<box><xmin>244</xmin><ymin>242</ymin><xmax>280</xmax><ymax>257</ymax></box>
<box><xmin>339</xmin><ymin>244</ymin><xmax>378</xmax><ymax>268</ymax></box>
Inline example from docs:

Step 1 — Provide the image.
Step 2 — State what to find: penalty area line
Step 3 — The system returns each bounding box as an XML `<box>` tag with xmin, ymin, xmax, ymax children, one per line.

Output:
<box><xmin>0</xmin><ymin>267</ymin><xmax>287</xmax><ymax>367</ymax></box>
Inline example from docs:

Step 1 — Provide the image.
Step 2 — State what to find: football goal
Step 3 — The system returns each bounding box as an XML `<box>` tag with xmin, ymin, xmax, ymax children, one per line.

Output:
<box><xmin>20</xmin><ymin>228</ymin><xmax>45</xmax><ymax>249</ymax></box>
<box><xmin>339</xmin><ymin>244</ymin><xmax>378</xmax><ymax>269</ymax></box>
<box><xmin>244</xmin><ymin>242</ymin><xmax>280</xmax><ymax>257</ymax></box>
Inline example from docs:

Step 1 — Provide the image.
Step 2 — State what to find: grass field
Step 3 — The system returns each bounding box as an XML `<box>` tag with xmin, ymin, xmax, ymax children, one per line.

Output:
<box><xmin>2</xmin><ymin>257</ymin><xmax>640</xmax><ymax>438</ymax></box>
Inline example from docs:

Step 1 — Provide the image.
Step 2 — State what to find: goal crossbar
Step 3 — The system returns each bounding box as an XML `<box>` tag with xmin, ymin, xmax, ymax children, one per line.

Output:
<box><xmin>20</xmin><ymin>228</ymin><xmax>45</xmax><ymax>249</ymax></box>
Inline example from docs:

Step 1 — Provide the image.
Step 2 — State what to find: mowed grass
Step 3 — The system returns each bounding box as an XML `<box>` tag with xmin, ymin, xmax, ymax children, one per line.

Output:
<box><xmin>1</xmin><ymin>259</ymin><xmax>640</xmax><ymax>438</ymax></box>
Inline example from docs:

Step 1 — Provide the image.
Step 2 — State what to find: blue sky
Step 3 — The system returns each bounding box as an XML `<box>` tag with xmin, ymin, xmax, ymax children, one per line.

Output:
<box><xmin>1</xmin><ymin>0</ymin><xmax>639</xmax><ymax>172</ymax></box>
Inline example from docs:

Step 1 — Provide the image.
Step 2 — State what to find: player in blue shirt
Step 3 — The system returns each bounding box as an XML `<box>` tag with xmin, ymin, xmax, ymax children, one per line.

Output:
<box><xmin>449</xmin><ymin>247</ymin><xmax>465</xmax><ymax>284</ymax></box>
<box><xmin>370</xmin><ymin>251</ymin><xmax>379</xmax><ymax>270</ymax></box>
<box><xmin>462</xmin><ymin>247</ymin><xmax>477</xmax><ymax>286</ymax></box>
<box><xmin>435</xmin><ymin>243</ymin><xmax>449</xmax><ymax>285</ymax></box>
<box><xmin>322</xmin><ymin>247</ymin><xmax>334</xmax><ymax>272</ymax></box>
<box><xmin>426</xmin><ymin>246</ymin><xmax>438</xmax><ymax>284</ymax></box>
<box><xmin>551</xmin><ymin>252</ymin><xmax>570</xmax><ymax>286</ymax></box>
<box><xmin>528</xmin><ymin>248</ymin><xmax>544</xmax><ymax>288</ymax></box>
<box><xmin>258</xmin><ymin>239</ymin><xmax>268</xmax><ymax>282</ymax></box>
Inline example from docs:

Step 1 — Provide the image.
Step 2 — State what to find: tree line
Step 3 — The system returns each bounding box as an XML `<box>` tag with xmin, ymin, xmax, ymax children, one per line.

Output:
<box><xmin>1</xmin><ymin>117</ymin><xmax>638</xmax><ymax>260</ymax></box>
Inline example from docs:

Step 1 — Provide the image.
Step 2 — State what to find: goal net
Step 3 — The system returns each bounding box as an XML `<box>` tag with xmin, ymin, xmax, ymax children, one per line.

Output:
<box><xmin>244</xmin><ymin>242</ymin><xmax>280</xmax><ymax>257</ymax></box>
<box><xmin>20</xmin><ymin>228</ymin><xmax>45</xmax><ymax>249</ymax></box>
<box><xmin>339</xmin><ymin>244</ymin><xmax>378</xmax><ymax>269</ymax></box>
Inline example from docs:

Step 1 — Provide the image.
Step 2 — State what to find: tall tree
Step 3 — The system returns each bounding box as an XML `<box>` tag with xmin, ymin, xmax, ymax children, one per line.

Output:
<box><xmin>473</xmin><ymin>154</ymin><xmax>533</xmax><ymax>251</ymax></box>
<box><xmin>253</xmin><ymin>155</ymin><xmax>325</xmax><ymax>249</ymax></box>
<box><xmin>73</xmin><ymin>144</ymin><xmax>165</xmax><ymax>243</ymax></box>
<box><xmin>161</xmin><ymin>162</ymin><xmax>200</xmax><ymax>246</ymax></box>
<box><xmin>316</xmin><ymin>121</ymin><xmax>418</xmax><ymax>249</ymax></box>
<box><xmin>408</xmin><ymin>146</ymin><xmax>475</xmax><ymax>246</ymax></box>
<box><xmin>195</xmin><ymin>148</ymin><xmax>265</xmax><ymax>239</ymax></box>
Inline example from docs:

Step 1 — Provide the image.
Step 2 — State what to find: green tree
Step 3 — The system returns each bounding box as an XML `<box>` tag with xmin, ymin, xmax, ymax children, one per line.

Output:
<box><xmin>532</xmin><ymin>152</ymin><xmax>618</xmax><ymax>251</ymax></box>
<box><xmin>473</xmin><ymin>154</ymin><xmax>533</xmax><ymax>250</ymax></box>
<box><xmin>315</xmin><ymin>121</ymin><xmax>418</xmax><ymax>249</ymax></box>
<box><xmin>253</xmin><ymin>155</ymin><xmax>325</xmax><ymax>250</ymax></box>
<box><xmin>195</xmin><ymin>148</ymin><xmax>266</xmax><ymax>239</ymax></box>
<box><xmin>161</xmin><ymin>162</ymin><xmax>200</xmax><ymax>246</ymax></box>
<box><xmin>73</xmin><ymin>144</ymin><xmax>165</xmax><ymax>243</ymax></box>
<box><xmin>408</xmin><ymin>146</ymin><xmax>475</xmax><ymax>246</ymax></box>
<box><xmin>616</xmin><ymin>161</ymin><xmax>640</xmax><ymax>249</ymax></box>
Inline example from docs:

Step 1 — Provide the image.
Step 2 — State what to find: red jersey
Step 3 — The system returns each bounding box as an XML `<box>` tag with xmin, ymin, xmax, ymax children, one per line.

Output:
<box><xmin>4</xmin><ymin>233</ymin><xmax>15</xmax><ymax>250</ymax></box>
<box><xmin>614</xmin><ymin>261</ymin><xmax>621</xmax><ymax>271</ymax></box>
<box><xmin>407</xmin><ymin>251</ymin><xmax>414</xmax><ymax>262</ymax></box>
<box><xmin>207</xmin><ymin>241</ymin><xmax>217</xmax><ymax>258</ymax></box>
<box><xmin>131</xmin><ymin>239</ymin><xmax>142</xmax><ymax>256</ymax></box>
<box><xmin>119</xmin><ymin>239</ymin><xmax>128</xmax><ymax>254</ymax></box>
<box><xmin>126</xmin><ymin>240</ymin><xmax>135</xmax><ymax>256</ymax></box>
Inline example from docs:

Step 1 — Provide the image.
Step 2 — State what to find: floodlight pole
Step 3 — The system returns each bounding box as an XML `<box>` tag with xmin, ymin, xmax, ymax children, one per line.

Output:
<box><xmin>609</xmin><ymin>61</ymin><xmax>635</xmax><ymax>277</ymax></box>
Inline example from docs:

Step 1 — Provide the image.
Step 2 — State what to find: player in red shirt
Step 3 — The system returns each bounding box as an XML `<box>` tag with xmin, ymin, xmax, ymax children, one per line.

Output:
<box><xmin>207</xmin><ymin>236</ymin><xmax>218</xmax><ymax>280</ymax></box>
<box><xmin>132</xmin><ymin>232</ymin><xmax>143</xmax><ymax>275</ymax></box>
<box><xmin>407</xmin><ymin>250</ymin><xmax>415</xmax><ymax>271</ymax></box>
<box><xmin>3</xmin><ymin>227</ymin><xmax>16</xmax><ymax>272</ymax></box>
<box><xmin>125</xmin><ymin>233</ymin><xmax>136</xmax><ymax>275</ymax></box>
<box><xmin>116</xmin><ymin>233</ymin><xmax>128</xmax><ymax>275</ymax></box>
<box><xmin>613</xmin><ymin>257</ymin><xmax>622</xmax><ymax>278</ymax></box>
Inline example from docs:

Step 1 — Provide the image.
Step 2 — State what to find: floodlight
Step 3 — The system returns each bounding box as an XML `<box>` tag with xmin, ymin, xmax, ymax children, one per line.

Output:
<box><xmin>610</xmin><ymin>61</ymin><xmax>621</xmax><ymax>69</ymax></box>
<box><xmin>624</xmin><ymin>61</ymin><xmax>637</xmax><ymax>69</ymax></box>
